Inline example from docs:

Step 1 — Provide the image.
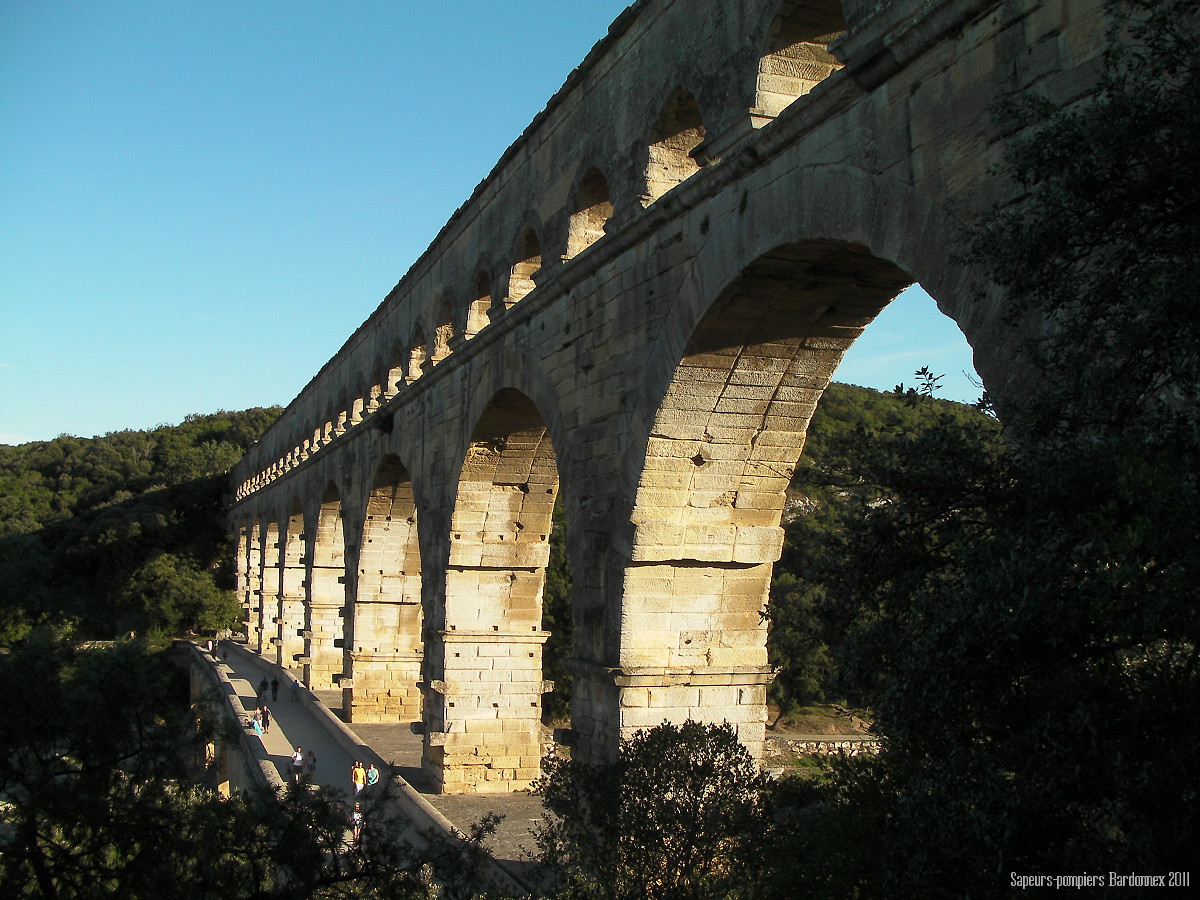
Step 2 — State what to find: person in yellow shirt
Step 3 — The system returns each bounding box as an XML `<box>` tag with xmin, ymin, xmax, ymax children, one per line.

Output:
<box><xmin>351</xmin><ymin>760</ymin><xmax>366</xmax><ymax>795</ymax></box>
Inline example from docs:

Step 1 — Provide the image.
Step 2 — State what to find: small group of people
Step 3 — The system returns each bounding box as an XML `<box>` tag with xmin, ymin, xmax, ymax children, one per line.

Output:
<box><xmin>350</xmin><ymin>760</ymin><xmax>380</xmax><ymax>796</ymax></box>
<box><xmin>258</xmin><ymin>675</ymin><xmax>281</xmax><ymax>703</ymax></box>
<box><xmin>290</xmin><ymin>746</ymin><xmax>319</xmax><ymax>784</ymax></box>
<box><xmin>249</xmin><ymin>704</ymin><xmax>272</xmax><ymax>735</ymax></box>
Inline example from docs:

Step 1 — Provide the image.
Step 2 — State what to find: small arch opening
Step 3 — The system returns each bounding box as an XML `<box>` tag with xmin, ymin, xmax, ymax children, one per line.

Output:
<box><xmin>385</xmin><ymin>346</ymin><xmax>406</xmax><ymax>398</ymax></box>
<box><xmin>644</xmin><ymin>88</ymin><xmax>707</xmax><ymax>206</ymax></box>
<box><xmin>407</xmin><ymin>327</ymin><xmax>427</xmax><ymax>384</ymax></box>
<box><xmin>467</xmin><ymin>272</ymin><xmax>492</xmax><ymax>337</ymax></box>
<box><xmin>567</xmin><ymin>169</ymin><xmax>614</xmax><ymax>258</ymax></box>
<box><xmin>756</xmin><ymin>1</ymin><xmax>846</xmax><ymax>119</ymax></box>
<box><xmin>508</xmin><ymin>228</ymin><xmax>543</xmax><ymax>306</ymax></box>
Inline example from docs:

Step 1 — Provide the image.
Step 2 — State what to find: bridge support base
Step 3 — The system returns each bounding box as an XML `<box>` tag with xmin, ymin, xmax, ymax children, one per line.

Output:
<box><xmin>421</xmin><ymin>629</ymin><xmax>551</xmax><ymax>793</ymax></box>
<box><xmin>344</xmin><ymin>650</ymin><xmax>423</xmax><ymax>723</ymax></box>
<box><xmin>570</xmin><ymin>662</ymin><xmax>774</xmax><ymax>765</ymax></box>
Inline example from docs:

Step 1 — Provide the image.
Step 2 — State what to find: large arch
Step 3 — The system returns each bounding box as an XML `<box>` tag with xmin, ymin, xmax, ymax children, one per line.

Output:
<box><xmin>624</xmin><ymin>240</ymin><xmax>910</xmax><ymax>754</ymax></box>
<box><xmin>346</xmin><ymin>454</ymin><xmax>424</xmax><ymax>723</ymax></box>
<box><xmin>306</xmin><ymin>482</ymin><xmax>347</xmax><ymax>690</ymax></box>
<box><xmin>591</xmin><ymin>165</ymin><xmax>983</xmax><ymax>761</ymax></box>
<box><xmin>424</xmin><ymin>388</ymin><xmax>560</xmax><ymax>793</ymax></box>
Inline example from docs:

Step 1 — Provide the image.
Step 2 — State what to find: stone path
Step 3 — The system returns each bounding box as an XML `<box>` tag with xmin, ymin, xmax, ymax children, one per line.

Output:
<box><xmin>313</xmin><ymin>690</ymin><xmax>548</xmax><ymax>881</ymax></box>
<box><xmin>213</xmin><ymin>645</ymin><xmax>545</xmax><ymax>882</ymax></box>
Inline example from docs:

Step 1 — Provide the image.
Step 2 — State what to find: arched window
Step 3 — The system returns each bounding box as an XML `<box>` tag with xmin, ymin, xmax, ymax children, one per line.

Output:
<box><xmin>756</xmin><ymin>1</ymin><xmax>845</xmax><ymax>119</ymax></box>
<box><xmin>406</xmin><ymin>327</ymin><xmax>427</xmax><ymax>383</ymax></box>
<box><xmin>567</xmin><ymin>169</ymin><xmax>614</xmax><ymax>258</ymax></box>
<box><xmin>508</xmin><ymin>228</ymin><xmax>542</xmax><ymax>306</ymax></box>
<box><xmin>385</xmin><ymin>344</ymin><xmax>406</xmax><ymax>398</ymax></box>
<box><xmin>467</xmin><ymin>272</ymin><xmax>492</xmax><ymax>338</ymax></box>
<box><xmin>644</xmin><ymin>88</ymin><xmax>706</xmax><ymax>205</ymax></box>
<box><xmin>429</xmin><ymin>301</ymin><xmax>455</xmax><ymax>366</ymax></box>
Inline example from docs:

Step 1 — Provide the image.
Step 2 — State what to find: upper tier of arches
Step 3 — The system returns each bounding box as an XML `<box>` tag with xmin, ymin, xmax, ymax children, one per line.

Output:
<box><xmin>232</xmin><ymin>0</ymin><xmax>853</xmax><ymax>503</ymax></box>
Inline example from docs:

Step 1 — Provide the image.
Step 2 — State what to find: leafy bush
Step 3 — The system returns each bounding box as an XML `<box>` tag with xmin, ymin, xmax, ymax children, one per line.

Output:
<box><xmin>534</xmin><ymin>721</ymin><xmax>767</xmax><ymax>900</ymax></box>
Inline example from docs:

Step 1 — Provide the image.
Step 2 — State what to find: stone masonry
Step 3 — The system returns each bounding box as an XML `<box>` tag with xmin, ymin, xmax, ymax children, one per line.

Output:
<box><xmin>230</xmin><ymin>0</ymin><xmax>1111</xmax><ymax>792</ymax></box>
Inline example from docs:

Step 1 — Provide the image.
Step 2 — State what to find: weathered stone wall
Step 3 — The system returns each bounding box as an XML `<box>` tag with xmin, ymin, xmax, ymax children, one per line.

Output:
<box><xmin>230</xmin><ymin>0</ymin><xmax>1110</xmax><ymax>792</ymax></box>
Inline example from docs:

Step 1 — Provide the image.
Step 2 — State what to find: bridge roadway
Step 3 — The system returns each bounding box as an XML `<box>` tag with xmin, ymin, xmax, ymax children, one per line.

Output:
<box><xmin>214</xmin><ymin>639</ymin><xmax>545</xmax><ymax>884</ymax></box>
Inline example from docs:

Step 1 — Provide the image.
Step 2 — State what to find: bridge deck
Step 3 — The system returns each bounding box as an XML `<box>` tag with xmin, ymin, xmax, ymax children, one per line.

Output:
<box><xmin>215</xmin><ymin>643</ymin><xmax>544</xmax><ymax>879</ymax></box>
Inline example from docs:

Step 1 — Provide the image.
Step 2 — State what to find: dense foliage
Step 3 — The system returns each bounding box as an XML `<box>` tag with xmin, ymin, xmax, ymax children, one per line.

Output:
<box><xmin>762</xmin><ymin>0</ymin><xmax>1200</xmax><ymax>892</ymax></box>
<box><xmin>0</xmin><ymin>632</ymin><xmax>497</xmax><ymax>900</ymax></box>
<box><xmin>534</xmin><ymin>722</ymin><xmax>768</xmax><ymax>900</ymax></box>
<box><xmin>768</xmin><ymin>379</ymin><xmax>993</xmax><ymax>712</ymax></box>
<box><xmin>0</xmin><ymin>408</ymin><xmax>280</xmax><ymax>644</ymax></box>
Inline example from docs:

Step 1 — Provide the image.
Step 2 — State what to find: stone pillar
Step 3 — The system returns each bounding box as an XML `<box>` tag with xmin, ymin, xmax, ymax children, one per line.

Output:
<box><xmin>304</xmin><ymin>568</ymin><xmax>344</xmax><ymax>690</ymax></box>
<box><xmin>346</xmin><ymin>470</ymin><xmax>425</xmax><ymax>722</ymax></box>
<box><xmin>423</xmin><ymin>447</ymin><xmax>557</xmax><ymax>793</ymax></box>
<box><xmin>244</xmin><ymin>524</ymin><xmax>263</xmax><ymax>646</ymax></box>
<box><xmin>276</xmin><ymin>518</ymin><xmax>306</xmax><ymax>670</ymax></box>
<box><xmin>257</xmin><ymin>521</ymin><xmax>280</xmax><ymax>657</ymax></box>
<box><xmin>423</xmin><ymin>624</ymin><xmax>550</xmax><ymax>793</ymax></box>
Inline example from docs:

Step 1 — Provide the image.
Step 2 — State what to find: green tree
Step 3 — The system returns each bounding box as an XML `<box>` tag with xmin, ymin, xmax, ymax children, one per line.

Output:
<box><xmin>769</xmin><ymin>1</ymin><xmax>1200</xmax><ymax>892</ymax></box>
<box><xmin>0</xmin><ymin>630</ymin><xmax>494</xmax><ymax>899</ymax></box>
<box><xmin>534</xmin><ymin>721</ymin><xmax>767</xmax><ymax>900</ymax></box>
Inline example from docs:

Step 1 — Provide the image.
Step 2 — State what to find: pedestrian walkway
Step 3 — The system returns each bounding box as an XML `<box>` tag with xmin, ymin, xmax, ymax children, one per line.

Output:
<box><xmin>312</xmin><ymin>690</ymin><xmax>548</xmax><ymax>874</ymax></box>
<box><xmin>212</xmin><ymin>643</ymin><xmax>542</xmax><ymax>888</ymax></box>
<box><xmin>217</xmin><ymin>650</ymin><xmax>362</xmax><ymax>797</ymax></box>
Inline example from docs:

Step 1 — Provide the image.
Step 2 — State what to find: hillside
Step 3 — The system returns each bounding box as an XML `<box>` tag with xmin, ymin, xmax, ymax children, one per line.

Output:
<box><xmin>0</xmin><ymin>407</ymin><xmax>281</xmax><ymax>644</ymax></box>
<box><xmin>0</xmin><ymin>384</ymin><xmax>993</xmax><ymax>704</ymax></box>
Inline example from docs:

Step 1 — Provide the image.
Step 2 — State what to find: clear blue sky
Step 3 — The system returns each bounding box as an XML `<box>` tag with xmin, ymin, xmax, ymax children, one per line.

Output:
<box><xmin>0</xmin><ymin>2</ymin><xmax>980</xmax><ymax>447</ymax></box>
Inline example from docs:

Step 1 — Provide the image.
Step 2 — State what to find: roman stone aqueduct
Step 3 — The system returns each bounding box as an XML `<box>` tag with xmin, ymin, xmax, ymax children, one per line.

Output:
<box><xmin>230</xmin><ymin>0</ymin><xmax>1108</xmax><ymax>792</ymax></box>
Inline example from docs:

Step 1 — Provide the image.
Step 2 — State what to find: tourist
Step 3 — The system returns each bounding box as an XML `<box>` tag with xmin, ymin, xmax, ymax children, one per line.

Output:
<box><xmin>305</xmin><ymin>749</ymin><xmax>317</xmax><ymax>783</ymax></box>
<box><xmin>290</xmin><ymin>678</ymin><xmax>301</xmax><ymax>702</ymax></box>
<box><xmin>261</xmin><ymin>705</ymin><xmax>271</xmax><ymax>734</ymax></box>
<box><xmin>291</xmin><ymin>747</ymin><xmax>305</xmax><ymax>784</ymax></box>
<box><xmin>351</xmin><ymin>803</ymin><xmax>363</xmax><ymax>843</ymax></box>
<box><xmin>270</xmin><ymin>676</ymin><xmax>280</xmax><ymax>701</ymax></box>
<box><xmin>351</xmin><ymin>760</ymin><xmax>366</xmax><ymax>795</ymax></box>
<box><xmin>258</xmin><ymin>677</ymin><xmax>269</xmax><ymax>701</ymax></box>
<box><xmin>366</xmin><ymin>762</ymin><xmax>379</xmax><ymax>792</ymax></box>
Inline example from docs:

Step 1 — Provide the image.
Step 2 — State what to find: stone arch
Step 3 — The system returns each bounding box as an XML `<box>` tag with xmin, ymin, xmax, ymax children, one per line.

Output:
<box><xmin>618</xmin><ymin>241</ymin><xmax>911</xmax><ymax>760</ymax></box>
<box><xmin>466</xmin><ymin>271</ymin><xmax>493</xmax><ymax>339</ymax></box>
<box><xmin>506</xmin><ymin>226</ymin><xmax>543</xmax><ymax>308</ymax></box>
<box><xmin>754</xmin><ymin>1</ymin><xmax>846</xmax><ymax>119</ymax></box>
<box><xmin>405</xmin><ymin>325</ymin><xmax>428</xmax><ymax>384</ymax></box>
<box><xmin>427</xmin><ymin>387</ymin><xmax>561</xmax><ymax>793</ymax></box>
<box><xmin>385</xmin><ymin>342</ymin><xmax>407</xmax><ymax>398</ymax></box>
<box><xmin>332</xmin><ymin>394</ymin><xmax>350</xmax><ymax>437</ymax></box>
<box><xmin>566</xmin><ymin>168</ymin><xmax>615</xmax><ymax>258</ymax></box>
<box><xmin>306</xmin><ymin>481</ymin><xmax>347</xmax><ymax>690</ymax></box>
<box><xmin>641</xmin><ymin>164</ymin><xmax>989</xmax><ymax>411</ymax></box>
<box><xmin>347</xmin><ymin>453</ymin><xmax>424</xmax><ymax>723</ymax></box>
<box><xmin>607</xmin><ymin>165</ymin><xmax>984</xmax><ymax>762</ymax></box>
<box><xmin>428</xmin><ymin>299</ymin><xmax>456</xmax><ymax>367</ymax></box>
<box><xmin>643</xmin><ymin>88</ymin><xmax>707</xmax><ymax>205</ymax></box>
<box><xmin>235</xmin><ymin>519</ymin><xmax>254</xmax><ymax>640</ymax></box>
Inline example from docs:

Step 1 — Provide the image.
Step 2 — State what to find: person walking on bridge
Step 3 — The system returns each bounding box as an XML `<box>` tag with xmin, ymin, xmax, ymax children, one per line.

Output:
<box><xmin>291</xmin><ymin>747</ymin><xmax>305</xmax><ymax>784</ymax></box>
<box><xmin>304</xmin><ymin>750</ymin><xmax>317</xmax><ymax>783</ymax></box>
<box><xmin>351</xmin><ymin>760</ymin><xmax>366</xmax><ymax>795</ymax></box>
<box><xmin>270</xmin><ymin>676</ymin><xmax>279</xmax><ymax>701</ymax></box>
